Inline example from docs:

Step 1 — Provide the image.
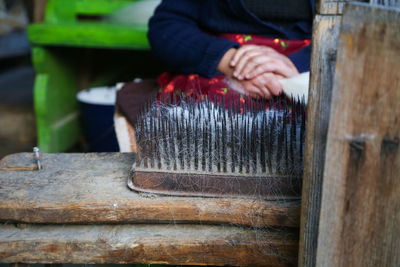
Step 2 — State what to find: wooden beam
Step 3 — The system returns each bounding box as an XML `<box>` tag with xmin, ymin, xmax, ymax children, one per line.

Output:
<box><xmin>0</xmin><ymin>153</ymin><xmax>300</xmax><ymax>228</ymax></box>
<box><xmin>34</xmin><ymin>0</ymin><xmax>48</xmax><ymax>23</ymax></box>
<box><xmin>316</xmin><ymin>3</ymin><xmax>400</xmax><ymax>266</ymax></box>
<box><xmin>0</xmin><ymin>224</ymin><xmax>298</xmax><ymax>266</ymax></box>
<box><xmin>318</xmin><ymin>0</ymin><xmax>350</xmax><ymax>15</ymax></box>
<box><xmin>298</xmin><ymin>13</ymin><xmax>342</xmax><ymax>267</ymax></box>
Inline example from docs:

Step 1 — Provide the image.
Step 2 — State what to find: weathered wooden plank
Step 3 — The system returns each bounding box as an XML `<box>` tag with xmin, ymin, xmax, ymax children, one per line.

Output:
<box><xmin>0</xmin><ymin>224</ymin><xmax>298</xmax><ymax>266</ymax></box>
<box><xmin>0</xmin><ymin>153</ymin><xmax>300</xmax><ymax>227</ymax></box>
<box><xmin>318</xmin><ymin>0</ymin><xmax>376</xmax><ymax>15</ymax></box>
<box><xmin>298</xmin><ymin>14</ymin><xmax>342</xmax><ymax>267</ymax></box>
<box><xmin>317</xmin><ymin>0</ymin><xmax>349</xmax><ymax>15</ymax></box>
<box><xmin>316</xmin><ymin>3</ymin><xmax>400</xmax><ymax>267</ymax></box>
<box><xmin>33</xmin><ymin>0</ymin><xmax>48</xmax><ymax>23</ymax></box>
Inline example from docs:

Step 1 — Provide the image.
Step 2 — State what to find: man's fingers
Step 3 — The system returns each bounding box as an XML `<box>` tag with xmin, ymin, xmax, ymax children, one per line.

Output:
<box><xmin>232</xmin><ymin>46</ymin><xmax>299</xmax><ymax>80</ymax></box>
<box><xmin>245</xmin><ymin>77</ymin><xmax>274</xmax><ymax>99</ymax></box>
<box><xmin>260</xmin><ymin>73</ymin><xmax>283</xmax><ymax>96</ymax></box>
<box><xmin>241</xmin><ymin>56</ymin><xmax>274</xmax><ymax>79</ymax></box>
<box><xmin>240</xmin><ymin>80</ymin><xmax>264</xmax><ymax>98</ymax></box>
<box><xmin>232</xmin><ymin>50</ymin><xmax>265</xmax><ymax>79</ymax></box>
<box><xmin>244</xmin><ymin>86</ymin><xmax>263</xmax><ymax>98</ymax></box>
<box><xmin>256</xmin><ymin>83</ymin><xmax>272</xmax><ymax>99</ymax></box>
<box><xmin>237</xmin><ymin>75</ymin><xmax>283</xmax><ymax>99</ymax></box>
<box><xmin>230</xmin><ymin>45</ymin><xmax>257</xmax><ymax>67</ymax></box>
<box><xmin>232</xmin><ymin>46</ymin><xmax>282</xmax><ymax>79</ymax></box>
<box><xmin>234</xmin><ymin>52</ymin><xmax>266</xmax><ymax>79</ymax></box>
<box><xmin>245</xmin><ymin>60</ymin><xmax>298</xmax><ymax>79</ymax></box>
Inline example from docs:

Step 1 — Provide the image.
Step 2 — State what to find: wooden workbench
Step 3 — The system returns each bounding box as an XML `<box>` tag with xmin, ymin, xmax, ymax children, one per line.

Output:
<box><xmin>0</xmin><ymin>153</ymin><xmax>300</xmax><ymax>266</ymax></box>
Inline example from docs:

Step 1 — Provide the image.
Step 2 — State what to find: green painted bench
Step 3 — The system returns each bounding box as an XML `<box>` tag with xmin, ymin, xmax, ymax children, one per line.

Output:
<box><xmin>28</xmin><ymin>0</ymin><xmax>151</xmax><ymax>152</ymax></box>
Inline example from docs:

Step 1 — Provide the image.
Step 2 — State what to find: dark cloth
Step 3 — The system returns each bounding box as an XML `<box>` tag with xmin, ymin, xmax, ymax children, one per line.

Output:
<box><xmin>243</xmin><ymin>0</ymin><xmax>312</xmax><ymax>23</ymax></box>
<box><xmin>148</xmin><ymin>0</ymin><xmax>314</xmax><ymax>78</ymax></box>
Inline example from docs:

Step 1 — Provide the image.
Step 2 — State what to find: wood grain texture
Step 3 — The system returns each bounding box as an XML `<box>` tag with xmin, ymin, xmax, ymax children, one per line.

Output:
<box><xmin>317</xmin><ymin>0</ymin><xmax>349</xmax><ymax>15</ymax></box>
<box><xmin>0</xmin><ymin>153</ymin><xmax>300</xmax><ymax>227</ymax></box>
<box><xmin>316</xmin><ymin>3</ymin><xmax>400</xmax><ymax>267</ymax></box>
<box><xmin>0</xmin><ymin>224</ymin><xmax>298</xmax><ymax>266</ymax></box>
<box><xmin>298</xmin><ymin>14</ymin><xmax>342</xmax><ymax>267</ymax></box>
<box><xmin>317</xmin><ymin>0</ymin><xmax>370</xmax><ymax>15</ymax></box>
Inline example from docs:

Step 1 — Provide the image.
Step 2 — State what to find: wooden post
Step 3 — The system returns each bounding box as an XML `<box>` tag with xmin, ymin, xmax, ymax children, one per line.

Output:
<box><xmin>298</xmin><ymin>1</ymin><xmax>352</xmax><ymax>266</ymax></box>
<box><xmin>316</xmin><ymin>3</ymin><xmax>400</xmax><ymax>266</ymax></box>
<box><xmin>33</xmin><ymin>0</ymin><xmax>48</xmax><ymax>23</ymax></box>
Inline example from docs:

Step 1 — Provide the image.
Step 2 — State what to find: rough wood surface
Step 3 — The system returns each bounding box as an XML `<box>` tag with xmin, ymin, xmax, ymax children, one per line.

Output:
<box><xmin>316</xmin><ymin>3</ymin><xmax>400</xmax><ymax>267</ymax></box>
<box><xmin>298</xmin><ymin>14</ymin><xmax>342</xmax><ymax>267</ymax></box>
<box><xmin>0</xmin><ymin>153</ymin><xmax>300</xmax><ymax>227</ymax></box>
<box><xmin>318</xmin><ymin>0</ymin><xmax>349</xmax><ymax>15</ymax></box>
<box><xmin>0</xmin><ymin>224</ymin><xmax>298</xmax><ymax>266</ymax></box>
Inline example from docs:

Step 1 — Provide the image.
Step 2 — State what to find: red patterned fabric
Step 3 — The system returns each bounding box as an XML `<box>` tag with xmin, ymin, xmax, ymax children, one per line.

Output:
<box><xmin>157</xmin><ymin>34</ymin><xmax>311</xmax><ymax>103</ymax></box>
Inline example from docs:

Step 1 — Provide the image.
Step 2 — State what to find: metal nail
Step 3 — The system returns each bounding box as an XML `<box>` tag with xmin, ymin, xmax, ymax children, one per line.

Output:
<box><xmin>33</xmin><ymin>147</ymin><xmax>42</xmax><ymax>170</ymax></box>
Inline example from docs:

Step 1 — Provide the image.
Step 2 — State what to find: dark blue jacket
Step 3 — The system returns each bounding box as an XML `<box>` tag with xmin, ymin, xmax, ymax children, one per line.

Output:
<box><xmin>148</xmin><ymin>0</ymin><xmax>314</xmax><ymax>78</ymax></box>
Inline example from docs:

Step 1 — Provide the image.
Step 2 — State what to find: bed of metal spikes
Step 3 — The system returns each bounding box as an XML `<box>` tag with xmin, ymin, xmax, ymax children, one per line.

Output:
<box><xmin>130</xmin><ymin>93</ymin><xmax>307</xmax><ymax>199</ymax></box>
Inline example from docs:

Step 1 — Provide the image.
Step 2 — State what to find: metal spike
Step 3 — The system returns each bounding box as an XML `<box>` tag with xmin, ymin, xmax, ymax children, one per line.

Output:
<box><xmin>283</xmin><ymin>97</ymin><xmax>288</xmax><ymax>115</ymax></box>
<box><xmin>180</xmin><ymin>109</ymin><xmax>185</xmax><ymax>169</ymax></box>
<box><xmin>194</xmin><ymin>117</ymin><xmax>199</xmax><ymax>171</ymax></box>
<box><xmin>143</xmin><ymin>119</ymin><xmax>149</xmax><ymax>169</ymax></box>
<box><xmin>252</xmin><ymin>97</ymin><xmax>257</xmax><ymax>116</ymax></box>
<box><xmin>202</xmin><ymin>121</ymin><xmax>207</xmax><ymax>171</ymax></box>
<box><xmin>216</xmin><ymin>116</ymin><xmax>220</xmax><ymax>172</ymax></box>
<box><xmin>268</xmin><ymin>98</ymin><xmax>273</xmax><ymax>110</ymax></box>
<box><xmin>247</xmin><ymin>116</ymin><xmax>252</xmax><ymax>174</ymax></box>
<box><xmin>162</xmin><ymin>119</ymin><xmax>170</xmax><ymax>169</ymax></box>
<box><xmin>208</xmin><ymin>120</ymin><xmax>212</xmax><ymax>172</ymax></box>
<box><xmin>150</xmin><ymin>113</ymin><xmax>155</xmax><ymax>168</ymax></box>
<box><xmin>244</xmin><ymin>117</ymin><xmax>249</xmax><ymax>174</ymax></box>
<box><xmin>228</xmin><ymin>98</ymin><xmax>232</xmax><ymax>118</ymax></box>
<box><xmin>276</xmin><ymin>121</ymin><xmax>283</xmax><ymax>175</ymax></box>
<box><xmin>234</xmin><ymin>98</ymin><xmax>238</xmax><ymax>114</ymax></box>
<box><xmin>170</xmin><ymin>123</ymin><xmax>177</xmax><ymax>171</ymax></box>
<box><xmin>268</xmin><ymin>113</ymin><xmax>275</xmax><ymax>173</ymax></box>
<box><xmin>174</xmin><ymin>109</ymin><xmax>182</xmax><ymax>169</ymax></box>
<box><xmin>173</xmin><ymin>93</ymin><xmax>177</xmax><ymax>106</ymax></box>
<box><xmin>283</xmin><ymin>107</ymin><xmax>289</xmax><ymax>172</ymax></box>
<box><xmin>252</xmin><ymin>118</ymin><xmax>257</xmax><ymax>173</ymax></box>
<box><xmin>154</xmin><ymin>115</ymin><xmax>161</xmax><ymax>169</ymax></box>
<box><xmin>186</xmin><ymin>118</ymin><xmax>191</xmax><ymax>169</ymax></box>
<box><xmin>290</xmin><ymin>108</ymin><xmax>296</xmax><ymax>174</ymax></box>
<box><xmin>136</xmin><ymin>120</ymin><xmax>142</xmax><ymax>166</ymax></box>
<box><xmin>239</xmin><ymin>119</ymin><xmax>244</xmax><ymax>173</ymax></box>
<box><xmin>231</xmin><ymin>115</ymin><xmax>235</xmax><ymax>173</ymax></box>
<box><xmin>261</xmin><ymin>112</ymin><xmax>266</xmax><ymax>173</ymax></box>
<box><xmin>300</xmin><ymin>105</ymin><xmax>306</xmax><ymax>171</ymax></box>
<box><xmin>222</xmin><ymin>111</ymin><xmax>227</xmax><ymax>172</ymax></box>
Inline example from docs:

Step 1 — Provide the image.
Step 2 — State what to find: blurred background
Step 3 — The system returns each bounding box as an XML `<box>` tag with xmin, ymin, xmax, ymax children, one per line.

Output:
<box><xmin>0</xmin><ymin>0</ymin><xmax>37</xmax><ymax>158</ymax></box>
<box><xmin>0</xmin><ymin>0</ymin><xmax>163</xmax><ymax>158</ymax></box>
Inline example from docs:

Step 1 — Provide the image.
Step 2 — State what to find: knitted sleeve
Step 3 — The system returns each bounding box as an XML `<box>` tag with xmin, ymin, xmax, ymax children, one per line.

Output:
<box><xmin>287</xmin><ymin>45</ymin><xmax>312</xmax><ymax>73</ymax></box>
<box><xmin>147</xmin><ymin>0</ymin><xmax>239</xmax><ymax>78</ymax></box>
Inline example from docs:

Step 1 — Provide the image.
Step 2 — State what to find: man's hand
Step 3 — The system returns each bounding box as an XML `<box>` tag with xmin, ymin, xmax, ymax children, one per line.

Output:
<box><xmin>228</xmin><ymin>72</ymin><xmax>284</xmax><ymax>99</ymax></box>
<box><xmin>230</xmin><ymin>45</ymin><xmax>299</xmax><ymax>80</ymax></box>
<box><xmin>217</xmin><ymin>48</ymin><xmax>237</xmax><ymax>77</ymax></box>
<box><xmin>218</xmin><ymin>45</ymin><xmax>299</xmax><ymax>99</ymax></box>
